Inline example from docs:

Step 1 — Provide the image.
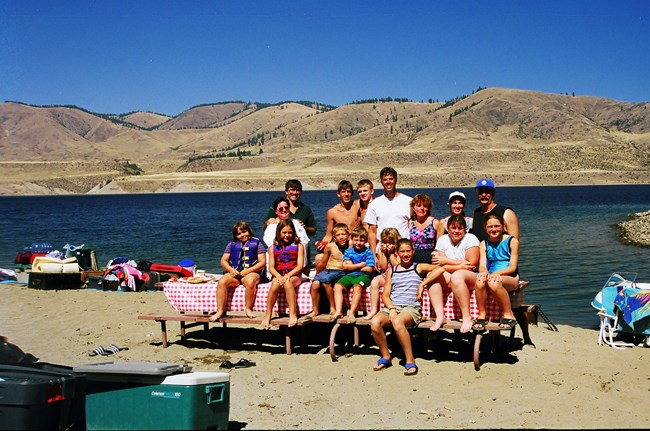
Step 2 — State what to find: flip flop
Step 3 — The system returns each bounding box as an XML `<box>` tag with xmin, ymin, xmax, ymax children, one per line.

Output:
<box><xmin>472</xmin><ymin>319</ymin><xmax>488</xmax><ymax>332</ymax></box>
<box><xmin>89</xmin><ymin>346</ymin><xmax>112</xmax><ymax>357</ymax></box>
<box><xmin>373</xmin><ymin>357</ymin><xmax>392</xmax><ymax>371</ymax></box>
<box><xmin>106</xmin><ymin>344</ymin><xmax>129</xmax><ymax>354</ymax></box>
<box><xmin>234</xmin><ymin>358</ymin><xmax>256</xmax><ymax>368</ymax></box>
<box><xmin>404</xmin><ymin>362</ymin><xmax>419</xmax><ymax>376</ymax></box>
<box><xmin>219</xmin><ymin>360</ymin><xmax>235</xmax><ymax>369</ymax></box>
<box><xmin>498</xmin><ymin>318</ymin><xmax>517</xmax><ymax>330</ymax></box>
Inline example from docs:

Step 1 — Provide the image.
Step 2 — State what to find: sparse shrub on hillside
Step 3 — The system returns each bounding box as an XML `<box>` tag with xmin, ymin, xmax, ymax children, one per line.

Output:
<box><xmin>121</xmin><ymin>161</ymin><xmax>144</xmax><ymax>175</ymax></box>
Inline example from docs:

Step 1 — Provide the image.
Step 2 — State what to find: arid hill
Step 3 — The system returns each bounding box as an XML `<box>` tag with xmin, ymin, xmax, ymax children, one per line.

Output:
<box><xmin>0</xmin><ymin>88</ymin><xmax>648</xmax><ymax>195</ymax></box>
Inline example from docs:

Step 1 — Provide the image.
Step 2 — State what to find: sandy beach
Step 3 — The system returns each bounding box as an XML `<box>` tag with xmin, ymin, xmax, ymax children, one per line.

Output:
<box><xmin>1</xmin><ymin>284</ymin><xmax>648</xmax><ymax>429</ymax></box>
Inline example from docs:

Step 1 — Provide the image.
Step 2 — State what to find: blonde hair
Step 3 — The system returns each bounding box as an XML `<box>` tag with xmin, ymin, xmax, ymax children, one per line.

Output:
<box><xmin>332</xmin><ymin>223</ymin><xmax>350</xmax><ymax>235</ymax></box>
<box><xmin>380</xmin><ymin>227</ymin><xmax>400</xmax><ymax>245</ymax></box>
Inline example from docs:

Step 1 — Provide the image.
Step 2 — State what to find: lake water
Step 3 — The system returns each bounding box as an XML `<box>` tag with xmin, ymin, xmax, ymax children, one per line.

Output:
<box><xmin>2</xmin><ymin>184</ymin><xmax>649</xmax><ymax>329</ymax></box>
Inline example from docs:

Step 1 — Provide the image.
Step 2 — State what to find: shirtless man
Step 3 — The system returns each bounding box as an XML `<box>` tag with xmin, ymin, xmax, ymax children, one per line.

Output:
<box><xmin>356</xmin><ymin>179</ymin><xmax>374</xmax><ymax>229</ymax></box>
<box><xmin>315</xmin><ymin>180</ymin><xmax>360</xmax><ymax>260</ymax></box>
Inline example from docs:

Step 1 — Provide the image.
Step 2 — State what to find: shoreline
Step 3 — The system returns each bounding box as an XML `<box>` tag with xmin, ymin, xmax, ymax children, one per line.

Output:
<box><xmin>1</xmin><ymin>285</ymin><xmax>648</xmax><ymax>429</ymax></box>
<box><xmin>2</xmin><ymin>180</ymin><xmax>650</xmax><ymax>197</ymax></box>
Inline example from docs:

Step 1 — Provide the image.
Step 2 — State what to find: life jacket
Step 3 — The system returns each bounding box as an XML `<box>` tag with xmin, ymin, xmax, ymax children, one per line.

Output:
<box><xmin>229</xmin><ymin>238</ymin><xmax>261</xmax><ymax>271</ymax></box>
<box><xmin>273</xmin><ymin>243</ymin><xmax>299</xmax><ymax>275</ymax></box>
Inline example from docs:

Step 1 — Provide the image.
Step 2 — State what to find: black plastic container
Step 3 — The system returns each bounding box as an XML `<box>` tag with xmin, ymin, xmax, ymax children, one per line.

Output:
<box><xmin>28</xmin><ymin>272</ymin><xmax>82</xmax><ymax>290</ymax></box>
<box><xmin>0</xmin><ymin>363</ymin><xmax>87</xmax><ymax>430</ymax></box>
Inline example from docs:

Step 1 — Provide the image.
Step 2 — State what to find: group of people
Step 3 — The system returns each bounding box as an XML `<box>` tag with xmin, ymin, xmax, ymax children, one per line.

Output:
<box><xmin>210</xmin><ymin>168</ymin><xmax>521</xmax><ymax>376</ymax></box>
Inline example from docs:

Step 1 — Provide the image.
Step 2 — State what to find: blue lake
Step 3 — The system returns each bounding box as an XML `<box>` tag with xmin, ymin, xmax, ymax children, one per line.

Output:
<box><xmin>2</xmin><ymin>184</ymin><xmax>649</xmax><ymax>329</ymax></box>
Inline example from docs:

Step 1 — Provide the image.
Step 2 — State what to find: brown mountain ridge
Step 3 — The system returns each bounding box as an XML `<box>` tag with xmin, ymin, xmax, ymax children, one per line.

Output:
<box><xmin>0</xmin><ymin>87</ymin><xmax>648</xmax><ymax>195</ymax></box>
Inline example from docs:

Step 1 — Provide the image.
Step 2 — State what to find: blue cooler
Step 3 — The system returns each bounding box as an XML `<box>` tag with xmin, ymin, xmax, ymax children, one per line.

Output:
<box><xmin>73</xmin><ymin>361</ymin><xmax>230</xmax><ymax>430</ymax></box>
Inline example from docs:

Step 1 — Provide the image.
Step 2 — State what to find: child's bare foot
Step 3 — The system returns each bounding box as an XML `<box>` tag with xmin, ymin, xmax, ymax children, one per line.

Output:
<box><xmin>330</xmin><ymin>312</ymin><xmax>343</xmax><ymax>321</ymax></box>
<box><xmin>303</xmin><ymin>311</ymin><xmax>319</xmax><ymax>319</ymax></box>
<box><xmin>460</xmin><ymin>318</ymin><xmax>474</xmax><ymax>333</ymax></box>
<box><xmin>245</xmin><ymin>309</ymin><xmax>256</xmax><ymax>319</ymax></box>
<box><xmin>260</xmin><ymin>318</ymin><xmax>271</xmax><ymax>330</ymax></box>
<box><xmin>363</xmin><ymin>311</ymin><xmax>377</xmax><ymax>320</ymax></box>
<box><xmin>347</xmin><ymin>314</ymin><xmax>357</xmax><ymax>324</ymax></box>
<box><xmin>209</xmin><ymin>311</ymin><xmax>224</xmax><ymax>322</ymax></box>
<box><xmin>288</xmin><ymin>315</ymin><xmax>298</xmax><ymax>327</ymax></box>
<box><xmin>429</xmin><ymin>317</ymin><xmax>446</xmax><ymax>332</ymax></box>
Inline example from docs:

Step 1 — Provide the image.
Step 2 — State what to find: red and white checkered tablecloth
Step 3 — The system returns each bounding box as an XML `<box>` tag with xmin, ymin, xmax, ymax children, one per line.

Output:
<box><xmin>163</xmin><ymin>278</ymin><xmax>502</xmax><ymax>321</ymax></box>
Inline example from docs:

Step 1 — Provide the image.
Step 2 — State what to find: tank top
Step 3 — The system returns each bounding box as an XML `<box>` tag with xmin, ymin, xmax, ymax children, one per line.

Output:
<box><xmin>389</xmin><ymin>263</ymin><xmax>424</xmax><ymax>307</ymax></box>
<box><xmin>486</xmin><ymin>235</ymin><xmax>518</xmax><ymax>276</ymax></box>
<box><xmin>409</xmin><ymin>217</ymin><xmax>437</xmax><ymax>251</ymax></box>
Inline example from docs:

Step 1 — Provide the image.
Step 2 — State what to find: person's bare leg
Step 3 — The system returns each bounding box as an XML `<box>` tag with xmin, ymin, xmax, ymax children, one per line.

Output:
<box><xmin>391</xmin><ymin>313</ymin><xmax>417</xmax><ymax>372</ymax></box>
<box><xmin>370</xmin><ymin>313</ymin><xmax>391</xmax><ymax>369</ymax></box>
<box><xmin>242</xmin><ymin>273</ymin><xmax>260</xmax><ymax>318</ymax></box>
<box><xmin>210</xmin><ymin>275</ymin><xmax>236</xmax><ymax>322</ymax></box>
<box><xmin>332</xmin><ymin>283</ymin><xmax>345</xmax><ymax>319</ymax></box>
<box><xmin>261</xmin><ymin>280</ymin><xmax>281</xmax><ymax>329</ymax></box>
<box><xmin>347</xmin><ymin>285</ymin><xmax>363</xmax><ymax>323</ymax></box>
<box><xmin>450</xmin><ymin>270</ymin><xmax>476</xmax><ymax>333</ymax></box>
<box><xmin>427</xmin><ymin>283</ymin><xmax>446</xmax><ymax>331</ymax></box>
<box><xmin>284</xmin><ymin>277</ymin><xmax>300</xmax><ymax>327</ymax></box>
<box><xmin>322</xmin><ymin>283</ymin><xmax>336</xmax><ymax>315</ymax></box>
<box><xmin>305</xmin><ymin>280</ymin><xmax>321</xmax><ymax>319</ymax></box>
<box><xmin>364</xmin><ymin>278</ymin><xmax>382</xmax><ymax>320</ymax></box>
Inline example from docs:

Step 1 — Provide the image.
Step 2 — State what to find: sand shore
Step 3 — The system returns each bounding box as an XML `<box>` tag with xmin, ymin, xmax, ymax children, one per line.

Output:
<box><xmin>1</xmin><ymin>284</ymin><xmax>647</xmax><ymax>429</ymax></box>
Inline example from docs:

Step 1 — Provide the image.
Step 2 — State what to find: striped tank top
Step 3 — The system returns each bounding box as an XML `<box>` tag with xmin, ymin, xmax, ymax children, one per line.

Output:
<box><xmin>390</xmin><ymin>263</ymin><xmax>424</xmax><ymax>307</ymax></box>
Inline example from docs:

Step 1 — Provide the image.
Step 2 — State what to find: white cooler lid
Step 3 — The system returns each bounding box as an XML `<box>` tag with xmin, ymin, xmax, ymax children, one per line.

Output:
<box><xmin>161</xmin><ymin>371</ymin><xmax>230</xmax><ymax>385</ymax></box>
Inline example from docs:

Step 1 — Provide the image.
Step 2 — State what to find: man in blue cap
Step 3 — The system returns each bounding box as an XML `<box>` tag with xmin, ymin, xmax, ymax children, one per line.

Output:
<box><xmin>471</xmin><ymin>178</ymin><xmax>519</xmax><ymax>242</ymax></box>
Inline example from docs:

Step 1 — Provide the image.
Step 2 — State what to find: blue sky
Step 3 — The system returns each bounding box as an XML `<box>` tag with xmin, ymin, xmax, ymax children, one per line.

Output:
<box><xmin>2</xmin><ymin>0</ymin><xmax>648</xmax><ymax>116</ymax></box>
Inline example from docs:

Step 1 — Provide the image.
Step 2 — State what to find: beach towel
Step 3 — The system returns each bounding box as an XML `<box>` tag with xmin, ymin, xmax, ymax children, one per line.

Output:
<box><xmin>614</xmin><ymin>286</ymin><xmax>650</xmax><ymax>333</ymax></box>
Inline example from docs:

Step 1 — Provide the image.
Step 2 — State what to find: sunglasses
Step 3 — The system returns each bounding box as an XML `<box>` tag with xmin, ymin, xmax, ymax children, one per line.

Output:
<box><xmin>277</xmin><ymin>206</ymin><xmax>290</xmax><ymax>211</ymax></box>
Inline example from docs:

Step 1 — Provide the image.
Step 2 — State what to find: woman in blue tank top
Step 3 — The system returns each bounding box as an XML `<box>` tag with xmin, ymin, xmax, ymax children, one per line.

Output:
<box><xmin>475</xmin><ymin>213</ymin><xmax>520</xmax><ymax>330</ymax></box>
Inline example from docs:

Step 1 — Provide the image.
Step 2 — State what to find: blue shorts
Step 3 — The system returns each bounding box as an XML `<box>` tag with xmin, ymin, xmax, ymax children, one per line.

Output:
<box><xmin>313</xmin><ymin>269</ymin><xmax>345</xmax><ymax>285</ymax></box>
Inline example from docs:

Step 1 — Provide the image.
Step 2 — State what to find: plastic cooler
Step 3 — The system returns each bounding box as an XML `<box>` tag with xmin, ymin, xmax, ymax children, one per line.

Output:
<box><xmin>0</xmin><ymin>363</ymin><xmax>87</xmax><ymax>431</ymax></box>
<box><xmin>73</xmin><ymin>361</ymin><xmax>230</xmax><ymax>430</ymax></box>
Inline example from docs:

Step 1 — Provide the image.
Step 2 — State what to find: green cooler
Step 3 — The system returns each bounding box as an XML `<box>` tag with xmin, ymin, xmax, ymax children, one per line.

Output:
<box><xmin>73</xmin><ymin>361</ymin><xmax>230</xmax><ymax>430</ymax></box>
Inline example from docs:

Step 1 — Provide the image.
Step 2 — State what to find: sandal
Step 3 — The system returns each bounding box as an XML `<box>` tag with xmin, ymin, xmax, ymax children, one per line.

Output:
<box><xmin>234</xmin><ymin>358</ymin><xmax>256</xmax><ymax>368</ymax></box>
<box><xmin>219</xmin><ymin>360</ymin><xmax>235</xmax><ymax>369</ymax></box>
<box><xmin>89</xmin><ymin>346</ymin><xmax>112</xmax><ymax>357</ymax></box>
<box><xmin>472</xmin><ymin>318</ymin><xmax>488</xmax><ymax>332</ymax></box>
<box><xmin>498</xmin><ymin>318</ymin><xmax>517</xmax><ymax>330</ymax></box>
<box><xmin>106</xmin><ymin>344</ymin><xmax>129</xmax><ymax>354</ymax></box>
<box><xmin>373</xmin><ymin>357</ymin><xmax>392</xmax><ymax>371</ymax></box>
<box><xmin>404</xmin><ymin>362</ymin><xmax>419</xmax><ymax>376</ymax></box>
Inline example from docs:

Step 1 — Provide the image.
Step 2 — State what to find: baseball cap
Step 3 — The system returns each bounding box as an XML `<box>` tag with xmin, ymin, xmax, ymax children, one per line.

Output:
<box><xmin>475</xmin><ymin>178</ymin><xmax>495</xmax><ymax>189</ymax></box>
<box><xmin>448</xmin><ymin>191</ymin><xmax>466</xmax><ymax>204</ymax></box>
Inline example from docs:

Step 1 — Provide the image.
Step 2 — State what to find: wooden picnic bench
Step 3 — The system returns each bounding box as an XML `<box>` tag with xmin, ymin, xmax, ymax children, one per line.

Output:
<box><xmin>137</xmin><ymin>312</ymin><xmax>314</xmax><ymax>354</ymax></box>
<box><xmin>139</xmin><ymin>278</ymin><xmax>534</xmax><ymax>369</ymax></box>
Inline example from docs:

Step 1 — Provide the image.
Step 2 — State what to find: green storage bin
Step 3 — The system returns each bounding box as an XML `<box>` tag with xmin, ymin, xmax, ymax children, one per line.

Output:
<box><xmin>74</xmin><ymin>362</ymin><xmax>229</xmax><ymax>430</ymax></box>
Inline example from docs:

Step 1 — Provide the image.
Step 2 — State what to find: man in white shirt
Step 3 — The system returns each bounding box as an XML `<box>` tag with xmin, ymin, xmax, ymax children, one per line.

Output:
<box><xmin>363</xmin><ymin>167</ymin><xmax>412</xmax><ymax>258</ymax></box>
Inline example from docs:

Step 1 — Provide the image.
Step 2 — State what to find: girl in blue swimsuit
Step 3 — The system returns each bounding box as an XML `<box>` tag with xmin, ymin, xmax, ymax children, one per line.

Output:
<box><xmin>474</xmin><ymin>213</ymin><xmax>520</xmax><ymax>330</ymax></box>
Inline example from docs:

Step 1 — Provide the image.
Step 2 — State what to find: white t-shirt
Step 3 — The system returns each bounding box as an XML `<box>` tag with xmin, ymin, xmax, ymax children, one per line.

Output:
<box><xmin>435</xmin><ymin>233</ymin><xmax>480</xmax><ymax>261</ymax></box>
<box><xmin>363</xmin><ymin>192</ymin><xmax>412</xmax><ymax>241</ymax></box>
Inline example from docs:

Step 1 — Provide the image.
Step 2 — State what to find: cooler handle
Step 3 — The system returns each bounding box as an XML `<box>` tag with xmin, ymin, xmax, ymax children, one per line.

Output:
<box><xmin>205</xmin><ymin>384</ymin><xmax>224</xmax><ymax>404</ymax></box>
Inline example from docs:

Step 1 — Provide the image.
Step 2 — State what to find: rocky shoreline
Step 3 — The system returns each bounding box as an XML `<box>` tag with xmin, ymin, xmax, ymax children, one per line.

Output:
<box><xmin>616</xmin><ymin>210</ymin><xmax>650</xmax><ymax>247</ymax></box>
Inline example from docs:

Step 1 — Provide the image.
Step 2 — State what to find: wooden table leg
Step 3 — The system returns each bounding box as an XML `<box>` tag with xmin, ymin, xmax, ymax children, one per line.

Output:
<box><xmin>160</xmin><ymin>320</ymin><xmax>168</xmax><ymax>348</ymax></box>
<box><xmin>284</xmin><ymin>326</ymin><xmax>292</xmax><ymax>355</ymax></box>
